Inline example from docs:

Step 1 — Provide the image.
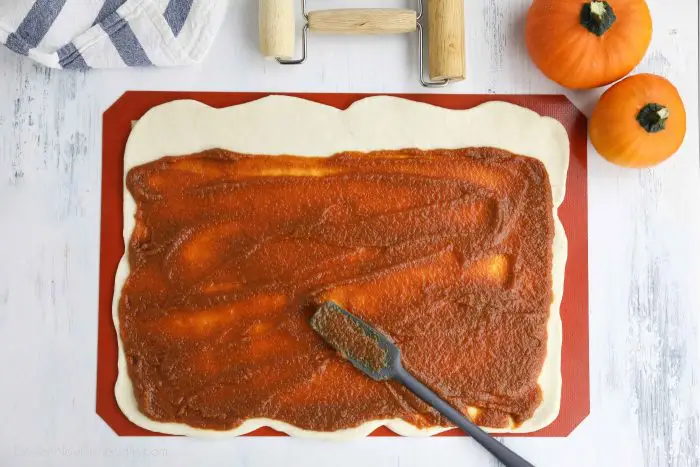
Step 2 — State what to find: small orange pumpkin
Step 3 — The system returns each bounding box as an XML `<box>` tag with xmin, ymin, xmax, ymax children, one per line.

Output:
<box><xmin>525</xmin><ymin>0</ymin><xmax>652</xmax><ymax>89</ymax></box>
<box><xmin>590</xmin><ymin>74</ymin><xmax>686</xmax><ymax>168</ymax></box>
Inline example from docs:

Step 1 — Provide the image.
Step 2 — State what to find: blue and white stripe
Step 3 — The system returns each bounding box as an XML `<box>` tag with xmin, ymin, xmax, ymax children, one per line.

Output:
<box><xmin>0</xmin><ymin>0</ymin><xmax>226</xmax><ymax>69</ymax></box>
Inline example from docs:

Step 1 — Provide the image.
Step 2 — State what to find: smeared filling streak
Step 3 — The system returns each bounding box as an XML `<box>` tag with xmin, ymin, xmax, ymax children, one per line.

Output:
<box><xmin>120</xmin><ymin>147</ymin><xmax>554</xmax><ymax>432</ymax></box>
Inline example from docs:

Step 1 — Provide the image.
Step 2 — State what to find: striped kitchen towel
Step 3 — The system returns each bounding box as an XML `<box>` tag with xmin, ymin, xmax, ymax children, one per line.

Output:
<box><xmin>0</xmin><ymin>0</ymin><xmax>228</xmax><ymax>69</ymax></box>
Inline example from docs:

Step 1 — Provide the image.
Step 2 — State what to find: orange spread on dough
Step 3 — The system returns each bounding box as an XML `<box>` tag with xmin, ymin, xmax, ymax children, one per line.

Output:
<box><xmin>120</xmin><ymin>148</ymin><xmax>554</xmax><ymax>432</ymax></box>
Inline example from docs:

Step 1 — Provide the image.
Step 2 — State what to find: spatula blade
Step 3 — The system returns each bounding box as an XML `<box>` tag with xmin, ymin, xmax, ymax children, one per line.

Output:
<box><xmin>310</xmin><ymin>301</ymin><xmax>400</xmax><ymax>381</ymax></box>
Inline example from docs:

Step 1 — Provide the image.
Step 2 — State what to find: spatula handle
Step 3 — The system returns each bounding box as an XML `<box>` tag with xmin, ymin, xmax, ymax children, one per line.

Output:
<box><xmin>395</xmin><ymin>366</ymin><xmax>535</xmax><ymax>467</ymax></box>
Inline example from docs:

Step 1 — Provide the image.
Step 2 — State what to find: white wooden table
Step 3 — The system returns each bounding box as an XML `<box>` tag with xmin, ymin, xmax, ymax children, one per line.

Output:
<box><xmin>1</xmin><ymin>1</ymin><xmax>698</xmax><ymax>466</ymax></box>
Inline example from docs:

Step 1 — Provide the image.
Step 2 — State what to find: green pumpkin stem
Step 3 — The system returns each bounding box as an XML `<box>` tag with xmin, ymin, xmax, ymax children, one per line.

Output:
<box><xmin>637</xmin><ymin>104</ymin><xmax>670</xmax><ymax>133</ymax></box>
<box><xmin>580</xmin><ymin>1</ymin><xmax>617</xmax><ymax>36</ymax></box>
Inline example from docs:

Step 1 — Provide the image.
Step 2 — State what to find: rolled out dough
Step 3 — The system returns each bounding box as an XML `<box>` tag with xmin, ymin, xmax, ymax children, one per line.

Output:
<box><xmin>113</xmin><ymin>95</ymin><xmax>569</xmax><ymax>439</ymax></box>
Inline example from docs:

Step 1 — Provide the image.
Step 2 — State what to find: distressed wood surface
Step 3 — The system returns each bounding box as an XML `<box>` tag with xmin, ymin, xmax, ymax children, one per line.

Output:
<box><xmin>0</xmin><ymin>1</ymin><xmax>698</xmax><ymax>466</ymax></box>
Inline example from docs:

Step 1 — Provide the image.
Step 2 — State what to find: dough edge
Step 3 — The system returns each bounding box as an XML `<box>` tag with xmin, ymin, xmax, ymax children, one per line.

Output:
<box><xmin>112</xmin><ymin>95</ymin><xmax>570</xmax><ymax>439</ymax></box>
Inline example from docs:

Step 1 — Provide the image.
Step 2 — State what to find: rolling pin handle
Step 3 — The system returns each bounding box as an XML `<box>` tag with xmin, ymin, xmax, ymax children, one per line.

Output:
<box><xmin>307</xmin><ymin>9</ymin><xmax>417</xmax><ymax>35</ymax></box>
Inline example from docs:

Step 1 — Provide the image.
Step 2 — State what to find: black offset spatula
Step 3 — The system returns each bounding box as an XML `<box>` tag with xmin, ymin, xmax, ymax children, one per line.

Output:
<box><xmin>310</xmin><ymin>301</ymin><xmax>535</xmax><ymax>467</ymax></box>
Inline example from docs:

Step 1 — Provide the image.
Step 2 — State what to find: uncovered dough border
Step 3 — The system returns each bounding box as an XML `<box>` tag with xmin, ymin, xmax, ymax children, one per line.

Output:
<box><xmin>112</xmin><ymin>95</ymin><xmax>570</xmax><ymax>439</ymax></box>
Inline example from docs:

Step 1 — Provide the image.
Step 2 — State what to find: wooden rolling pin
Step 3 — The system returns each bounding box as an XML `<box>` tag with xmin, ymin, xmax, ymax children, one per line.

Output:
<box><xmin>258</xmin><ymin>0</ymin><xmax>465</xmax><ymax>83</ymax></box>
<box><xmin>308</xmin><ymin>9</ymin><xmax>417</xmax><ymax>35</ymax></box>
<box><xmin>259</xmin><ymin>0</ymin><xmax>295</xmax><ymax>59</ymax></box>
<box><xmin>428</xmin><ymin>0</ymin><xmax>465</xmax><ymax>81</ymax></box>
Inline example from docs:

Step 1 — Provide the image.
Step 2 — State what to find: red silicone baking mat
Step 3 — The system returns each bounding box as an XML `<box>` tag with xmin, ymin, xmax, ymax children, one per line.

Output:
<box><xmin>98</xmin><ymin>92</ymin><xmax>589</xmax><ymax>437</ymax></box>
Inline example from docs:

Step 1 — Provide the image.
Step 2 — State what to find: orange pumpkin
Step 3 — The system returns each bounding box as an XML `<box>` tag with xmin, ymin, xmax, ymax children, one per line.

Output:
<box><xmin>590</xmin><ymin>74</ymin><xmax>686</xmax><ymax>168</ymax></box>
<box><xmin>525</xmin><ymin>0</ymin><xmax>652</xmax><ymax>89</ymax></box>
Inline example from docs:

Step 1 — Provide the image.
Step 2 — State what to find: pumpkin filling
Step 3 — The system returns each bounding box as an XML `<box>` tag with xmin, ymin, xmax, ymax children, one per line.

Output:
<box><xmin>119</xmin><ymin>147</ymin><xmax>554</xmax><ymax>432</ymax></box>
